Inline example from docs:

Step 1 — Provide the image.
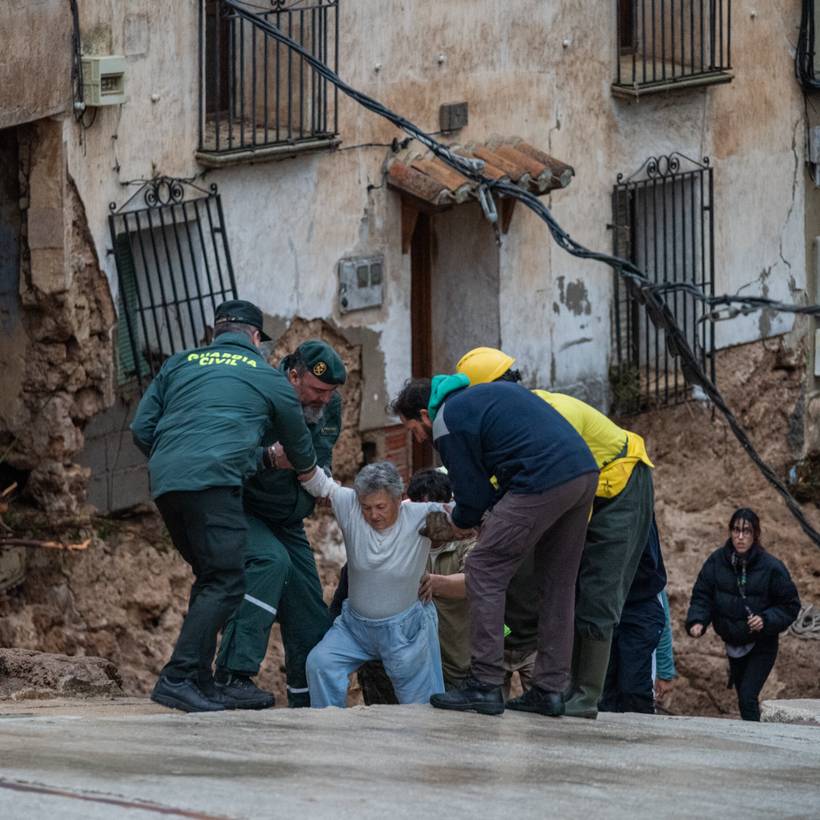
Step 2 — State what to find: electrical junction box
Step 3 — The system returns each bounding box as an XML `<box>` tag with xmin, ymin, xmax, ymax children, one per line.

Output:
<box><xmin>82</xmin><ymin>55</ymin><xmax>127</xmax><ymax>106</ymax></box>
<box><xmin>338</xmin><ymin>255</ymin><xmax>384</xmax><ymax>314</ymax></box>
<box><xmin>439</xmin><ymin>101</ymin><xmax>468</xmax><ymax>133</ymax></box>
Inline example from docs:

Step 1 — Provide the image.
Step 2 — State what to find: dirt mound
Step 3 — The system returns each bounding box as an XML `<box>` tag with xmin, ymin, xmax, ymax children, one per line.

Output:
<box><xmin>625</xmin><ymin>339</ymin><xmax>820</xmax><ymax>717</ymax></box>
<box><xmin>0</xmin><ymin>512</ymin><xmax>190</xmax><ymax>698</ymax></box>
<box><xmin>0</xmin><ymin>648</ymin><xmax>123</xmax><ymax>700</ymax></box>
<box><xmin>0</xmin><ymin>507</ymin><xmax>345</xmax><ymax>707</ymax></box>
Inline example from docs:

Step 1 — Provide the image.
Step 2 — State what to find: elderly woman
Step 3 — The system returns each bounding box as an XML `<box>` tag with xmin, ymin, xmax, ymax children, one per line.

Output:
<box><xmin>300</xmin><ymin>462</ymin><xmax>445</xmax><ymax>707</ymax></box>
<box><xmin>686</xmin><ymin>508</ymin><xmax>801</xmax><ymax>721</ymax></box>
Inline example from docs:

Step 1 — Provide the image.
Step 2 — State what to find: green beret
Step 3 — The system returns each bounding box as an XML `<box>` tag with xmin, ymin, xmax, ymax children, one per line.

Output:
<box><xmin>297</xmin><ymin>339</ymin><xmax>346</xmax><ymax>385</ymax></box>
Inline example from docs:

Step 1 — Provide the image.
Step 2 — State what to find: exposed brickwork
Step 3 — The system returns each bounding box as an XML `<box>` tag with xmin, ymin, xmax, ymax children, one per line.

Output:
<box><xmin>361</xmin><ymin>424</ymin><xmax>411</xmax><ymax>485</ymax></box>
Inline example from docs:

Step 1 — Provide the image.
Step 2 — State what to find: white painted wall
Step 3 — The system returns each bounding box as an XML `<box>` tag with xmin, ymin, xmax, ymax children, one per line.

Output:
<box><xmin>62</xmin><ymin>0</ymin><xmax>810</xmax><ymax>425</ymax></box>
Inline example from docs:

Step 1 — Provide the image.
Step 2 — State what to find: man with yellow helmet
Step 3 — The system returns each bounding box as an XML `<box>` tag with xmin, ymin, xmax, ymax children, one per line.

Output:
<box><xmin>456</xmin><ymin>346</ymin><xmax>655</xmax><ymax>719</ymax></box>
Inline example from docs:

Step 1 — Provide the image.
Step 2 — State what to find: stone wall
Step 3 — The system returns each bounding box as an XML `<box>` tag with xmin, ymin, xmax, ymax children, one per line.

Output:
<box><xmin>1</xmin><ymin>120</ymin><xmax>115</xmax><ymax>521</ymax></box>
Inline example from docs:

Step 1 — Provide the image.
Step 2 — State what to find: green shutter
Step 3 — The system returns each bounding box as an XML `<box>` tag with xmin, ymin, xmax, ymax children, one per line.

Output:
<box><xmin>114</xmin><ymin>232</ymin><xmax>148</xmax><ymax>385</ymax></box>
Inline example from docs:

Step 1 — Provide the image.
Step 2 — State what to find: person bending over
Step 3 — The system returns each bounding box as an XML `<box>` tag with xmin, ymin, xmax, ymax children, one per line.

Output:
<box><xmin>301</xmin><ymin>462</ymin><xmax>445</xmax><ymax>707</ymax></box>
<box><xmin>392</xmin><ymin>376</ymin><xmax>598</xmax><ymax>717</ymax></box>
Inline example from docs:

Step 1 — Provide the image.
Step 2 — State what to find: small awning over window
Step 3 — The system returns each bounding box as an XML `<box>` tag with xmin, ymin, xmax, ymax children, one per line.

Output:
<box><xmin>386</xmin><ymin>137</ymin><xmax>574</xmax><ymax>209</ymax></box>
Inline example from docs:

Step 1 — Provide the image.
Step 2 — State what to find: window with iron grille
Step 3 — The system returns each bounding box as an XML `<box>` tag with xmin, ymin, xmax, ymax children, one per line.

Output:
<box><xmin>610</xmin><ymin>153</ymin><xmax>716</xmax><ymax>413</ymax></box>
<box><xmin>109</xmin><ymin>178</ymin><xmax>238</xmax><ymax>392</ymax></box>
<box><xmin>613</xmin><ymin>0</ymin><xmax>732</xmax><ymax>97</ymax></box>
<box><xmin>197</xmin><ymin>0</ymin><xmax>339</xmax><ymax>164</ymax></box>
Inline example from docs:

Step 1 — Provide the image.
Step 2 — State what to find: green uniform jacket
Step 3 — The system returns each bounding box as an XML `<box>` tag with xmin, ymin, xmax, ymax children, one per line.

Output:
<box><xmin>244</xmin><ymin>386</ymin><xmax>342</xmax><ymax>527</ymax></box>
<box><xmin>131</xmin><ymin>333</ymin><xmax>316</xmax><ymax>498</ymax></box>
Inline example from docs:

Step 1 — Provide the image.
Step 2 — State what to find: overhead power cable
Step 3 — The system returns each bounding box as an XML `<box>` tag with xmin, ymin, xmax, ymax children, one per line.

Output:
<box><xmin>796</xmin><ymin>0</ymin><xmax>820</xmax><ymax>92</ymax></box>
<box><xmin>225</xmin><ymin>0</ymin><xmax>820</xmax><ymax>548</ymax></box>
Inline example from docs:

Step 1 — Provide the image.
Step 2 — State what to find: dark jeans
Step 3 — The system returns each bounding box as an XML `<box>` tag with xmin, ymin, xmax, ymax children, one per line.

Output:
<box><xmin>155</xmin><ymin>487</ymin><xmax>247</xmax><ymax>683</ymax></box>
<box><xmin>728</xmin><ymin>641</ymin><xmax>778</xmax><ymax>721</ymax></box>
<box><xmin>217</xmin><ymin>515</ymin><xmax>330</xmax><ymax>705</ymax></box>
<box><xmin>465</xmin><ymin>473</ymin><xmax>598</xmax><ymax>691</ymax></box>
<box><xmin>599</xmin><ymin>594</ymin><xmax>665</xmax><ymax>714</ymax></box>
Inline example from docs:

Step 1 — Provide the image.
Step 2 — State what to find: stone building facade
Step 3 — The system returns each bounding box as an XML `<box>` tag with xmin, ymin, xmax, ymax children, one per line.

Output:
<box><xmin>1</xmin><ymin>0</ymin><xmax>818</xmax><ymax>516</ymax></box>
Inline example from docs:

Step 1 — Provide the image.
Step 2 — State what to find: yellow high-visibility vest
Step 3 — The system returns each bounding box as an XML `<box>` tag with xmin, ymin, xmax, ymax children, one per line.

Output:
<box><xmin>532</xmin><ymin>390</ymin><xmax>653</xmax><ymax>499</ymax></box>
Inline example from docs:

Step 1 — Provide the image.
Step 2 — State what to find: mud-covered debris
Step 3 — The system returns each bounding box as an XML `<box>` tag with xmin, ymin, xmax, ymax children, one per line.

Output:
<box><xmin>0</xmin><ymin>648</ymin><xmax>123</xmax><ymax>701</ymax></box>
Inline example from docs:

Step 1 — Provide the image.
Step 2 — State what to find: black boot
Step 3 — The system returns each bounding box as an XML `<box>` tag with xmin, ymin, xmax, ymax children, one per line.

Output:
<box><xmin>215</xmin><ymin>674</ymin><xmax>276</xmax><ymax>710</ymax></box>
<box><xmin>507</xmin><ymin>685</ymin><xmax>565</xmax><ymax>717</ymax></box>
<box><xmin>430</xmin><ymin>676</ymin><xmax>504</xmax><ymax>715</ymax></box>
<box><xmin>287</xmin><ymin>690</ymin><xmax>310</xmax><ymax>709</ymax></box>
<box><xmin>151</xmin><ymin>676</ymin><xmax>226</xmax><ymax>713</ymax></box>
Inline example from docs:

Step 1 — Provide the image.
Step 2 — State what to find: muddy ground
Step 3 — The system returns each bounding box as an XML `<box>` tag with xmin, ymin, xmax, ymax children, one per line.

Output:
<box><xmin>0</xmin><ymin>338</ymin><xmax>818</xmax><ymax>714</ymax></box>
<box><xmin>626</xmin><ymin>339</ymin><xmax>820</xmax><ymax>717</ymax></box>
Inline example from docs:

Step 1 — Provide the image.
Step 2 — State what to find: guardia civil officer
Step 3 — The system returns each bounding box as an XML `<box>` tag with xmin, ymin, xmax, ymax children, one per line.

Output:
<box><xmin>131</xmin><ymin>300</ymin><xmax>318</xmax><ymax>713</ymax></box>
<box><xmin>215</xmin><ymin>340</ymin><xmax>346</xmax><ymax>708</ymax></box>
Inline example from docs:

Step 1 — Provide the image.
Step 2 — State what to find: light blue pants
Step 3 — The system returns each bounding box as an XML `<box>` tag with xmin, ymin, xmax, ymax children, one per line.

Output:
<box><xmin>306</xmin><ymin>600</ymin><xmax>444</xmax><ymax>708</ymax></box>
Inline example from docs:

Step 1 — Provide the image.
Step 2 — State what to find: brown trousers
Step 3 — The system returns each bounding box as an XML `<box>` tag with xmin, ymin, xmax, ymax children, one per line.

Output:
<box><xmin>503</xmin><ymin>647</ymin><xmax>536</xmax><ymax>700</ymax></box>
<box><xmin>465</xmin><ymin>473</ymin><xmax>598</xmax><ymax>691</ymax></box>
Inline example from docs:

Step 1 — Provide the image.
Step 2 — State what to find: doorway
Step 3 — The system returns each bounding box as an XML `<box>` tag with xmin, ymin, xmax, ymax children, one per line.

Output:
<box><xmin>409</xmin><ymin>203</ymin><xmax>501</xmax><ymax>471</ymax></box>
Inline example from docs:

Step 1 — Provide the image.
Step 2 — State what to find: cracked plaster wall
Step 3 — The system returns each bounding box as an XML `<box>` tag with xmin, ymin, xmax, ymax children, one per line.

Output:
<box><xmin>0</xmin><ymin>1</ymin><xmax>70</xmax><ymax>130</ymax></box>
<box><xmin>606</xmin><ymin>5</ymin><xmax>807</xmax><ymax>349</ymax></box>
<box><xmin>51</xmin><ymin>0</ymin><xmax>817</xmax><ymax>463</ymax></box>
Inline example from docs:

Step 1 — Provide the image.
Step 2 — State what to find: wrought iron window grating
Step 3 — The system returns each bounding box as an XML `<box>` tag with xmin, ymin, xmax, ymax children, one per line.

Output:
<box><xmin>198</xmin><ymin>0</ymin><xmax>339</xmax><ymax>160</ymax></box>
<box><xmin>610</xmin><ymin>153</ymin><xmax>716</xmax><ymax>413</ymax></box>
<box><xmin>108</xmin><ymin>177</ymin><xmax>238</xmax><ymax>392</ymax></box>
<box><xmin>613</xmin><ymin>0</ymin><xmax>732</xmax><ymax>96</ymax></box>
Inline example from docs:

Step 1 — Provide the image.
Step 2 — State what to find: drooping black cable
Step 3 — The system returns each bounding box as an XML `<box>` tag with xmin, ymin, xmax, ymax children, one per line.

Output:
<box><xmin>70</xmin><ymin>0</ymin><xmax>85</xmax><ymax>119</ymax></box>
<box><xmin>225</xmin><ymin>0</ymin><xmax>820</xmax><ymax>548</ymax></box>
<box><xmin>797</xmin><ymin>0</ymin><xmax>820</xmax><ymax>92</ymax></box>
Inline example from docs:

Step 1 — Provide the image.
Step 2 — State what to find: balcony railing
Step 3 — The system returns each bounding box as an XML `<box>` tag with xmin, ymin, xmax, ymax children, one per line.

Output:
<box><xmin>197</xmin><ymin>0</ymin><xmax>339</xmax><ymax>165</ymax></box>
<box><xmin>613</xmin><ymin>0</ymin><xmax>732</xmax><ymax>97</ymax></box>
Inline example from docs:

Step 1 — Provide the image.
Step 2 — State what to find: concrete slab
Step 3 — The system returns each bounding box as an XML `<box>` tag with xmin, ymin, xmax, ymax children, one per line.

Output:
<box><xmin>761</xmin><ymin>698</ymin><xmax>820</xmax><ymax>726</ymax></box>
<box><xmin>0</xmin><ymin>699</ymin><xmax>818</xmax><ymax>819</ymax></box>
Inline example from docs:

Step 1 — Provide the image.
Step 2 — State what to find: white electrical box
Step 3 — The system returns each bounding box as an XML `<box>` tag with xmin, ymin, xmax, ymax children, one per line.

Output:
<box><xmin>82</xmin><ymin>55</ymin><xmax>126</xmax><ymax>107</ymax></box>
<box><xmin>338</xmin><ymin>256</ymin><xmax>384</xmax><ymax>314</ymax></box>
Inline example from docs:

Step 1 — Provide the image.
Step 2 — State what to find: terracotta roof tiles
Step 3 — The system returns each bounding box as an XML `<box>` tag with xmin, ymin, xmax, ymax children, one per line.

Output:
<box><xmin>386</xmin><ymin>136</ymin><xmax>574</xmax><ymax>208</ymax></box>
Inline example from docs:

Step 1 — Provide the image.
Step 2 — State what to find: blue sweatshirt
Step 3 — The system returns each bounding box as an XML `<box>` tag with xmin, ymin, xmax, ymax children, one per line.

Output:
<box><xmin>656</xmin><ymin>589</ymin><xmax>677</xmax><ymax>680</ymax></box>
<box><xmin>626</xmin><ymin>516</ymin><xmax>667</xmax><ymax>603</ymax></box>
<box><xmin>432</xmin><ymin>381</ymin><xmax>598</xmax><ymax>528</ymax></box>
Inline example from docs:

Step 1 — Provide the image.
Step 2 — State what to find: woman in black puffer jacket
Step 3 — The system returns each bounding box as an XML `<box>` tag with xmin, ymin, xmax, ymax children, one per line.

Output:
<box><xmin>685</xmin><ymin>508</ymin><xmax>801</xmax><ymax>721</ymax></box>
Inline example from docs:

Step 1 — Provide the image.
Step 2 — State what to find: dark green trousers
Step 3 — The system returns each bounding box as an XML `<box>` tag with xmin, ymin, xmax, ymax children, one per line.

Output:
<box><xmin>155</xmin><ymin>487</ymin><xmax>247</xmax><ymax>683</ymax></box>
<box><xmin>575</xmin><ymin>463</ymin><xmax>654</xmax><ymax>641</ymax></box>
<box><xmin>216</xmin><ymin>514</ymin><xmax>331</xmax><ymax>706</ymax></box>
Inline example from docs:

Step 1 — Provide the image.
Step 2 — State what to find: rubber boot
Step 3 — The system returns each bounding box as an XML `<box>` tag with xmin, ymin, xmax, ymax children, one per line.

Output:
<box><xmin>563</xmin><ymin>635</ymin><xmax>613</xmax><ymax>719</ymax></box>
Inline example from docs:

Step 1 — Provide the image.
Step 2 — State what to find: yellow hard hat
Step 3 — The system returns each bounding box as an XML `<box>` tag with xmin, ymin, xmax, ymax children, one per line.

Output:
<box><xmin>456</xmin><ymin>347</ymin><xmax>516</xmax><ymax>385</ymax></box>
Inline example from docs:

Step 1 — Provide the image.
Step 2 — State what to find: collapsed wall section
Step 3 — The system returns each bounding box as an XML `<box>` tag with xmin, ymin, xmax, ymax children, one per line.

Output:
<box><xmin>0</xmin><ymin>120</ymin><xmax>116</xmax><ymax>522</ymax></box>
